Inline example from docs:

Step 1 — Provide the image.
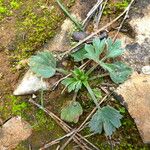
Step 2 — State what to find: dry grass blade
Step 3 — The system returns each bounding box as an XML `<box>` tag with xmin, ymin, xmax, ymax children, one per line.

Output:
<box><xmin>29</xmin><ymin>99</ymin><xmax>96</xmax><ymax>150</ymax></box>
<box><xmin>61</xmin><ymin>1</ymin><xmax>135</xmax><ymax>58</ymax></box>
<box><xmin>40</xmin><ymin>131</ymin><xmax>75</xmax><ymax>149</ymax></box>
<box><xmin>83</xmin><ymin>0</ymin><xmax>104</xmax><ymax>28</ymax></box>
<box><xmin>59</xmin><ymin>94</ymin><xmax>110</xmax><ymax>150</ymax></box>
<box><xmin>113</xmin><ymin>0</ymin><xmax>135</xmax><ymax>41</ymax></box>
<box><xmin>96</xmin><ymin>0</ymin><xmax>108</xmax><ymax>29</ymax></box>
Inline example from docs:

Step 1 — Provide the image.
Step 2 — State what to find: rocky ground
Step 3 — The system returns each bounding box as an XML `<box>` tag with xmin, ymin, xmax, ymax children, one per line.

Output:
<box><xmin>0</xmin><ymin>0</ymin><xmax>150</xmax><ymax>149</ymax></box>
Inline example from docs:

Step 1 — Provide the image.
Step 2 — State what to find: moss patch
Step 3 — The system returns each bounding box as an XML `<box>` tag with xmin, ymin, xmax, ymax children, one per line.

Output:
<box><xmin>0</xmin><ymin>0</ymin><xmax>75</xmax><ymax>62</ymax></box>
<box><xmin>103</xmin><ymin>0</ymin><xmax>131</xmax><ymax>15</ymax></box>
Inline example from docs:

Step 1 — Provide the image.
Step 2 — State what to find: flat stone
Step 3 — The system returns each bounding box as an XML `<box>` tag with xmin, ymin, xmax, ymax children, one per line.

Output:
<box><xmin>116</xmin><ymin>72</ymin><xmax>150</xmax><ymax>143</ymax></box>
<box><xmin>13</xmin><ymin>70</ymin><xmax>59</xmax><ymax>96</ymax></box>
<box><xmin>120</xmin><ymin>1</ymin><xmax>150</xmax><ymax>72</ymax></box>
<box><xmin>13</xmin><ymin>70</ymin><xmax>49</xmax><ymax>95</ymax></box>
<box><xmin>0</xmin><ymin>116</ymin><xmax>32</xmax><ymax>149</ymax></box>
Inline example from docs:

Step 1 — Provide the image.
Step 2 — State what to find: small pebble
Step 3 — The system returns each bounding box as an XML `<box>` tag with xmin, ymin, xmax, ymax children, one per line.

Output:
<box><xmin>142</xmin><ymin>66</ymin><xmax>150</xmax><ymax>75</ymax></box>
<box><xmin>0</xmin><ymin>73</ymin><xmax>3</xmax><ymax>79</ymax></box>
<box><xmin>32</xmin><ymin>94</ymin><xmax>37</xmax><ymax>99</ymax></box>
<box><xmin>72</xmin><ymin>32</ymin><xmax>88</xmax><ymax>42</ymax></box>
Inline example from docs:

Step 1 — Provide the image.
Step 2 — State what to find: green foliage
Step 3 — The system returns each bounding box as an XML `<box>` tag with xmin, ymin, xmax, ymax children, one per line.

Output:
<box><xmin>8</xmin><ymin>96</ymin><xmax>27</xmax><ymax>116</ymax></box>
<box><xmin>115</xmin><ymin>0</ymin><xmax>129</xmax><ymax>10</ymax></box>
<box><xmin>56</xmin><ymin>0</ymin><xmax>83</xmax><ymax>30</ymax></box>
<box><xmin>10</xmin><ymin>0</ymin><xmax>21</xmax><ymax>9</ymax></box>
<box><xmin>62</xmin><ymin>68</ymin><xmax>100</xmax><ymax>108</ymax></box>
<box><xmin>72</xmin><ymin>37</ymin><xmax>133</xmax><ymax>84</ymax></box>
<box><xmin>71</xmin><ymin>47</ymin><xmax>87</xmax><ymax>62</ymax></box>
<box><xmin>61</xmin><ymin>101</ymin><xmax>83</xmax><ymax>123</ymax></box>
<box><xmin>101</xmin><ymin>61</ymin><xmax>133</xmax><ymax>84</ymax></box>
<box><xmin>0</xmin><ymin>0</ymin><xmax>22</xmax><ymax>21</ymax></box>
<box><xmin>6</xmin><ymin>95</ymin><xmax>28</xmax><ymax>116</ymax></box>
<box><xmin>12</xmin><ymin>101</ymin><xmax>27</xmax><ymax>115</ymax></box>
<box><xmin>12</xmin><ymin>0</ymin><xmax>65</xmax><ymax>60</ymax></box>
<box><xmin>71</xmin><ymin>37</ymin><xmax>105</xmax><ymax>62</ymax></box>
<box><xmin>85</xmin><ymin>38</ymin><xmax>105</xmax><ymax>63</ymax></box>
<box><xmin>62</xmin><ymin>68</ymin><xmax>88</xmax><ymax>92</ymax></box>
<box><xmin>34</xmin><ymin>110</ymin><xmax>55</xmax><ymax>131</ymax></box>
<box><xmin>105</xmin><ymin>38</ymin><xmax>124</xmax><ymax>58</ymax></box>
<box><xmin>103</xmin><ymin>0</ymin><xmax>130</xmax><ymax>15</ymax></box>
<box><xmin>0</xmin><ymin>6</ymin><xmax>7</xmax><ymax>14</ymax></box>
<box><xmin>29</xmin><ymin>51</ymin><xmax>56</xmax><ymax>78</ymax></box>
<box><xmin>89</xmin><ymin>105</ymin><xmax>122</xmax><ymax>136</ymax></box>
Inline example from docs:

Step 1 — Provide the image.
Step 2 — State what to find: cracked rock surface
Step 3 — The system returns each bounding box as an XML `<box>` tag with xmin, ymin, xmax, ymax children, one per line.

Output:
<box><xmin>117</xmin><ymin>0</ymin><xmax>150</xmax><ymax>143</ymax></box>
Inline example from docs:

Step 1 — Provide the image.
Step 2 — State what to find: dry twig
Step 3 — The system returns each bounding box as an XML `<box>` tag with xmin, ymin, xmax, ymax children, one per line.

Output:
<box><xmin>40</xmin><ymin>131</ymin><xmax>75</xmax><ymax>149</ymax></box>
<box><xmin>29</xmin><ymin>99</ymin><xmax>99</xmax><ymax>150</ymax></box>
<box><xmin>60</xmin><ymin>1</ymin><xmax>135</xmax><ymax>58</ymax></box>
<box><xmin>83</xmin><ymin>0</ymin><xmax>104</xmax><ymax>28</ymax></box>
<box><xmin>59</xmin><ymin>94</ymin><xmax>110</xmax><ymax>150</ymax></box>
<box><xmin>113</xmin><ymin>0</ymin><xmax>135</xmax><ymax>41</ymax></box>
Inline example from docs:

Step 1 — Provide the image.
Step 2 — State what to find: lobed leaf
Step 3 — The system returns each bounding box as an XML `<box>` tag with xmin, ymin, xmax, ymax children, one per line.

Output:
<box><xmin>61</xmin><ymin>101</ymin><xmax>83</xmax><ymax>123</ymax></box>
<box><xmin>89</xmin><ymin>105</ymin><xmax>122</xmax><ymax>136</ymax></box>
<box><xmin>29</xmin><ymin>51</ymin><xmax>56</xmax><ymax>78</ymax></box>
<box><xmin>100</xmin><ymin>61</ymin><xmax>133</xmax><ymax>84</ymax></box>
<box><xmin>93</xmin><ymin>38</ymin><xmax>105</xmax><ymax>57</ymax></box>
<box><xmin>71</xmin><ymin>47</ymin><xmax>87</xmax><ymax>62</ymax></box>
<box><xmin>62</xmin><ymin>69</ymin><xmax>88</xmax><ymax>92</ymax></box>
<box><xmin>106</xmin><ymin>38</ymin><xmax>124</xmax><ymax>58</ymax></box>
<box><xmin>84</xmin><ymin>38</ymin><xmax>105</xmax><ymax>63</ymax></box>
<box><xmin>62</xmin><ymin>78</ymin><xmax>82</xmax><ymax>92</ymax></box>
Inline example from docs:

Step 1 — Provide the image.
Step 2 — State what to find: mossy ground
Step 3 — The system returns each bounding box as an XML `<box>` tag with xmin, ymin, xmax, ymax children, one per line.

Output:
<box><xmin>0</xmin><ymin>0</ymin><xmax>149</xmax><ymax>149</ymax></box>
<box><xmin>0</xmin><ymin>0</ymin><xmax>75</xmax><ymax>62</ymax></box>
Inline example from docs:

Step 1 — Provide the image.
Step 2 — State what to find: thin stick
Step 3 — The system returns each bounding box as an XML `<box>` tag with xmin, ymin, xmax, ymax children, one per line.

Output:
<box><xmin>40</xmin><ymin>131</ymin><xmax>75</xmax><ymax>149</ymax></box>
<box><xmin>83</xmin><ymin>0</ymin><xmax>104</xmax><ymax>28</ymax></box>
<box><xmin>56</xmin><ymin>145</ymin><xmax>60</xmax><ymax>150</ymax></box>
<box><xmin>96</xmin><ymin>0</ymin><xmax>108</xmax><ymax>29</ymax></box>
<box><xmin>84</xmin><ymin>133</ymin><xmax>96</xmax><ymax>138</ymax></box>
<box><xmin>113</xmin><ymin>0</ymin><xmax>135</xmax><ymax>41</ymax></box>
<box><xmin>29</xmin><ymin>99</ymin><xmax>88</xmax><ymax>150</ymax></box>
<box><xmin>59</xmin><ymin>94</ymin><xmax>110</xmax><ymax>150</ymax></box>
<box><xmin>61</xmin><ymin>3</ymin><xmax>134</xmax><ymax>58</ymax></box>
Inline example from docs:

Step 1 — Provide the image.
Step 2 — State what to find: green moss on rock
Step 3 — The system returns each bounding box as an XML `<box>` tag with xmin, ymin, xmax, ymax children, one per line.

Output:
<box><xmin>7</xmin><ymin>0</ymin><xmax>75</xmax><ymax>61</ymax></box>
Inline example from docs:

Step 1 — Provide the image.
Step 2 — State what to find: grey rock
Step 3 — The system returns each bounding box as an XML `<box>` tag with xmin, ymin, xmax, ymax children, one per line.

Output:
<box><xmin>118</xmin><ymin>1</ymin><xmax>150</xmax><ymax>143</ymax></box>
<box><xmin>120</xmin><ymin>2</ymin><xmax>150</xmax><ymax>72</ymax></box>
<box><xmin>72</xmin><ymin>32</ymin><xmax>88</xmax><ymax>42</ymax></box>
<box><xmin>13</xmin><ymin>70</ymin><xmax>49</xmax><ymax>95</ymax></box>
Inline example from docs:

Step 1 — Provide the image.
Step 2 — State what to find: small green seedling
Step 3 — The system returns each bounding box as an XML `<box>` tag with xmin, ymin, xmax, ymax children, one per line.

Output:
<box><xmin>28</xmin><ymin>37</ymin><xmax>132</xmax><ymax>137</ymax></box>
